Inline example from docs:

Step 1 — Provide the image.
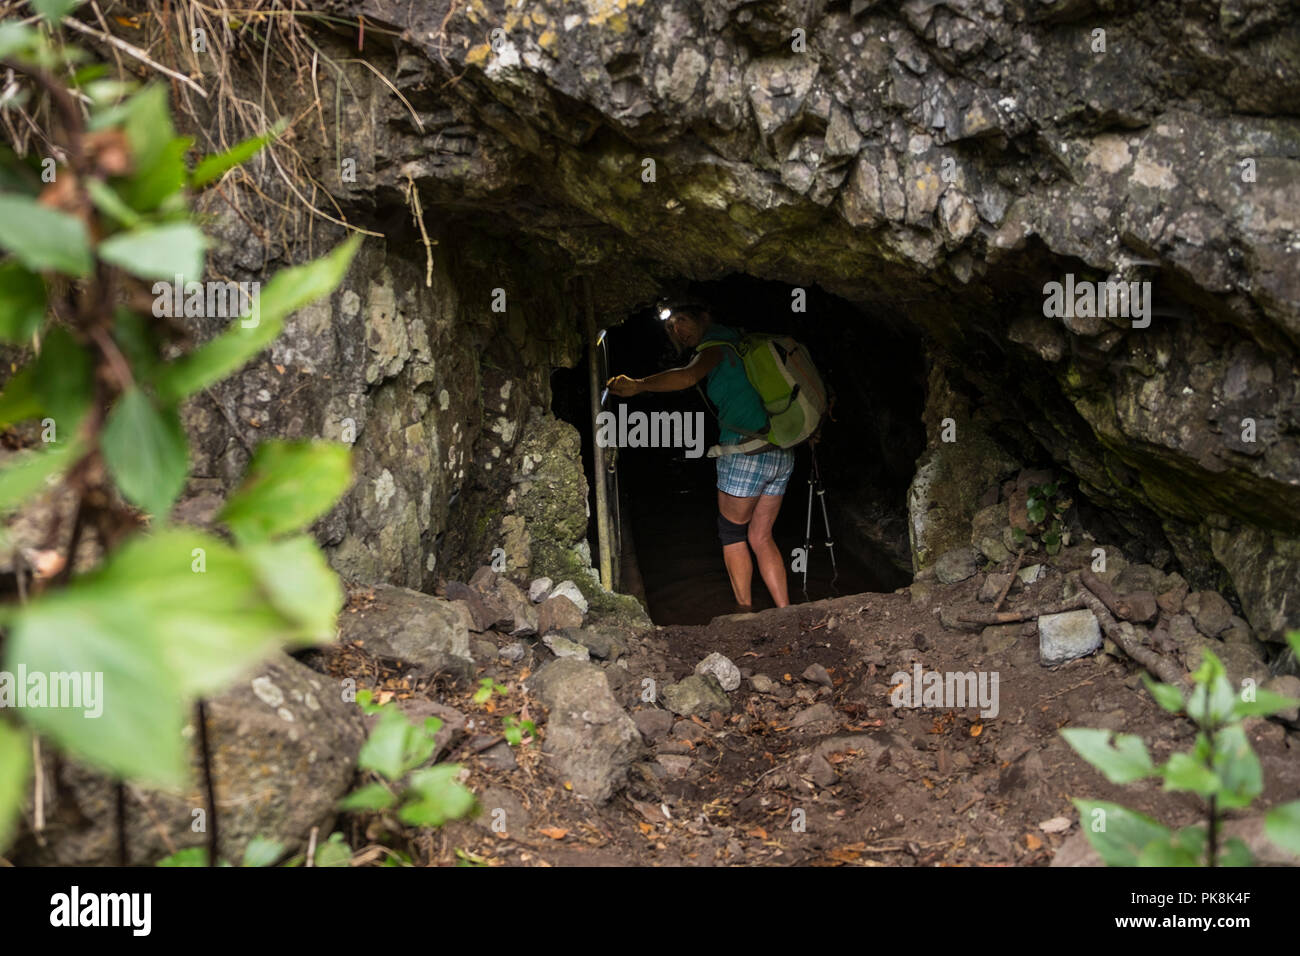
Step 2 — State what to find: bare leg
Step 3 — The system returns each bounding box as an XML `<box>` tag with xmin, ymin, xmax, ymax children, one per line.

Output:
<box><xmin>747</xmin><ymin>493</ymin><xmax>789</xmax><ymax>607</ymax></box>
<box><xmin>718</xmin><ymin>491</ymin><xmax>759</xmax><ymax>606</ymax></box>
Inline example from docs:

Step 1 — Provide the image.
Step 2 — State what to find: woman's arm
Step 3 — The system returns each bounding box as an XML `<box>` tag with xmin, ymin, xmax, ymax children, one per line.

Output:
<box><xmin>608</xmin><ymin>347</ymin><xmax>725</xmax><ymax>396</ymax></box>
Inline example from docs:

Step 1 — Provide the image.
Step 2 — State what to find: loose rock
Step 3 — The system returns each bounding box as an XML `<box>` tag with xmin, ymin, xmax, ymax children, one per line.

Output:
<box><xmin>1038</xmin><ymin>608</ymin><xmax>1102</xmax><ymax>665</ymax></box>
<box><xmin>696</xmin><ymin>652</ymin><xmax>741</xmax><ymax>691</ymax></box>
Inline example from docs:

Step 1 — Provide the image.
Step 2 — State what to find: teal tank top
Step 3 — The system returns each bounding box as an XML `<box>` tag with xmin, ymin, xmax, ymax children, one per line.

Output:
<box><xmin>700</xmin><ymin>325</ymin><xmax>768</xmax><ymax>444</ymax></box>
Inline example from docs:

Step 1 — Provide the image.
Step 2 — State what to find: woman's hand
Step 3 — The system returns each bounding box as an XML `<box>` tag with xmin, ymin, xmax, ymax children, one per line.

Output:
<box><xmin>606</xmin><ymin>374</ymin><xmax>641</xmax><ymax>397</ymax></box>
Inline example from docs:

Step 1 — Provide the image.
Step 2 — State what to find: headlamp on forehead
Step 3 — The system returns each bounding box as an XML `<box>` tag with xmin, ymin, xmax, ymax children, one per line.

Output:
<box><xmin>657</xmin><ymin>298</ymin><xmax>704</xmax><ymax>322</ymax></box>
<box><xmin>657</xmin><ymin>301</ymin><xmax>673</xmax><ymax>321</ymax></box>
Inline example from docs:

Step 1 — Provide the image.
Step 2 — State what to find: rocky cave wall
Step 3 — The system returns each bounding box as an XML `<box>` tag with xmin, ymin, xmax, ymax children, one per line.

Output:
<box><xmin>163</xmin><ymin>0</ymin><xmax>1298</xmax><ymax>639</ymax></box>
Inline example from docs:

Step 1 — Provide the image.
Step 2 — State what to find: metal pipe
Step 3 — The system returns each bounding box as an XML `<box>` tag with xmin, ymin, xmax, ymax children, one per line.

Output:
<box><xmin>583</xmin><ymin>276</ymin><xmax>614</xmax><ymax>591</ymax></box>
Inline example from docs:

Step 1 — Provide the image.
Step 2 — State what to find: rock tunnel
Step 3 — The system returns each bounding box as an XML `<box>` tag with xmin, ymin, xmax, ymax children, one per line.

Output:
<box><xmin>169</xmin><ymin>0</ymin><xmax>1300</xmax><ymax>655</ymax></box>
<box><xmin>6</xmin><ymin>0</ymin><xmax>1300</xmax><ymax>870</ymax></box>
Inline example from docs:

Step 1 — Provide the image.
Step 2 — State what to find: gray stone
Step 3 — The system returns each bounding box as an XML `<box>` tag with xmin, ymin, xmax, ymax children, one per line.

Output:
<box><xmin>474</xmin><ymin>786</ymin><xmax>529</xmax><ymax>836</ymax></box>
<box><xmin>528</xmin><ymin>577</ymin><xmax>553</xmax><ymax>603</ymax></box>
<box><xmin>542</xmin><ymin>633</ymin><xmax>590</xmax><ymax>661</ymax></box>
<box><xmin>749</xmin><ymin>674</ymin><xmax>777</xmax><ymax>694</ymax></box>
<box><xmin>970</xmin><ymin>503</ymin><xmax>1010</xmax><ymax>563</ymax></box>
<box><xmin>525</xmin><ymin>659</ymin><xmax>641</xmax><ymax>804</ymax></box>
<box><xmin>978</xmin><ymin>573</ymin><xmax>1013</xmax><ymax>603</ymax></box>
<box><xmin>1017</xmin><ymin>564</ymin><xmax>1044</xmax><ymax>585</ymax></box>
<box><xmin>660</xmin><ymin>674</ymin><xmax>731</xmax><ymax>716</ymax></box>
<box><xmin>802</xmin><ymin>663</ymin><xmax>833</xmax><ymax>687</ymax></box>
<box><xmin>696</xmin><ymin>652</ymin><xmax>742</xmax><ymax>692</ymax></box>
<box><xmin>13</xmin><ymin>654</ymin><xmax>364</xmax><ymax>865</ymax></box>
<box><xmin>470</xmin><ymin>638</ymin><xmax>498</xmax><ymax>663</ymax></box>
<box><xmin>537</xmin><ymin>595</ymin><xmax>584</xmax><ymax>634</ymax></box>
<box><xmin>1038</xmin><ymin>609</ymin><xmax>1102</xmax><ymax>665</ymax></box>
<box><xmin>562</xmin><ymin>626</ymin><xmax>625</xmax><ymax>661</ymax></box>
<box><xmin>339</xmin><ymin>584</ymin><xmax>473</xmax><ymax>680</ymax></box>
<box><xmin>1262</xmin><ymin>675</ymin><xmax>1300</xmax><ymax>724</ymax></box>
<box><xmin>499</xmin><ymin>642</ymin><xmax>527</xmax><ymax>662</ymax></box>
<box><xmin>790</xmin><ymin>702</ymin><xmax>838</xmax><ymax>730</ymax></box>
<box><xmin>934</xmin><ymin>547</ymin><xmax>979</xmax><ymax>584</ymax></box>
<box><xmin>1186</xmin><ymin>590</ymin><xmax>1234</xmax><ymax>637</ymax></box>
<box><xmin>548</xmin><ymin>579</ymin><xmax>589</xmax><ymax>615</ymax></box>
<box><xmin>632</xmin><ymin>708</ymin><xmax>674</xmax><ymax>741</ymax></box>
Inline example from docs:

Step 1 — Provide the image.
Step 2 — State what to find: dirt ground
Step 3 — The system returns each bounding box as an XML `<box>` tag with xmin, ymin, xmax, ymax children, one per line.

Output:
<box><xmin>317</xmin><ymin>563</ymin><xmax>1299</xmax><ymax>867</ymax></box>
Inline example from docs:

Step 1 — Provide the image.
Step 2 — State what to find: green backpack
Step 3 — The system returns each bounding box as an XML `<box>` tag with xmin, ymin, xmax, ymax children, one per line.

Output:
<box><xmin>696</xmin><ymin>332</ymin><xmax>829</xmax><ymax>457</ymax></box>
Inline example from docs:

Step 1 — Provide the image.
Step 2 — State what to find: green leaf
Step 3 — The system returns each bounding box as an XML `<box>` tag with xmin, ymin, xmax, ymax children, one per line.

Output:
<box><xmin>98</xmin><ymin>222</ymin><xmax>207</xmax><ymax>284</ymax></box>
<box><xmin>1061</xmin><ymin>728</ymin><xmax>1157</xmax><ymax>784</ymax></box>
<box><xmin>1142</xmin><ymin>675</ymin><xmax>1185</xmax><ymax>714</ymax></box>
<box><xmin>7</xmin><ymin>585</ymin><xmax>190</xmax><ymax>786</ymax></box>
<box><xmin>0</xmin><ymin>364</ymin><xmax>43</xmax><ymax>429</ymax></box>
<box><xmin>220</xmin><ymin>440</ymin><xmax>352</xmax><ymax>544</ymax></box>
<box><xmin>398</xmin><ymin>764</ymin><xmax>477</xmax><ymax>828</ymax></box>
<box><xmin>0</xmin><ymin>261</ymin><xmax>45</xmax><ymax>342</ymax></box>
<box><xmin>5</xmin><ymin>528</ymin><xmax>334</xmax><ymax>785</ymax></box>
<box><xmin>1232</xmin><ymin>686</ymin><xmax>1300</xmax><ymax>719</ymax></box>
<box><xmin>337</xmin><ymin>783</ymin><xmax>397</xmax><ymax>812</ymax></box>
<box><xmin>240</xmin><ymin>836</ymin><xmax>284</xmax><ymax>867</ymax></box>
<box><xmin>0</xmin><ymin>437</ymin><xmax>82</xmax><ymax>514</ymax></box>
<box><xmin>1026</xmin><ymin>498</ymin><xmax>1046</xmax><ymax>525</ymax></box>
<box><xmin>1286</xmin><ymin>630</ymin><xmax>1300</xmax><ymax>660</ymax></box>
<box><xmin>33</xmin><ymin>326</ymin><xmax>94</xmax><ymax>431</ymax></box>
<box><xmin>101</xmin><ymin>387</ymin><xmax>189</xmax><ymax>518</ymax></box>
<box><xmin>314</xmin><ymin>832</ymin><xmax>351</xmax><ymax>867</ymax></box>
<box><xmin>1264</xmin><ymin>799</ymin><xmax>1300</xmax><ymax>854</ymax></box>
<box><xmin>1072</xmin><ymin>799</ymin><xmax>1171</xmax><ymax>867</ymax></box>
<box><xmin>192</xmin><ymin>120</ymin><xmax>286</xmax><ymax>189</ymax></box>
<box><xmin>357</xmin><ymin>707</ymin><xmax>414</xmax><ymax>781</ymax></box>
<box><xmin>156</xmin><ymin>847</ymin><xmax>208</xmax><ymax>867</ymax></box>
<box><xmin>0</xmin><ymin>22</ymin><xmax>36</xmax><ymax>59</ymax></box>
<box><xmin>121</xmin><ymin>85</ymin><xmax>175</xmax><ymax>175</ymax></box>
<box><xmin>1211</xmin><ymin>723</ymin><xmax>1262</xmax><ymax>810</ymax></box>
<box><xmin>0</xmin><ymin>194</ymin><xmax>93</xmax><ymax>276</ymax></box>
<box><xmin>242</xmin><ymin>535</ymin><xmax>342</xmax><ymax>641</ymax></box>
<box><xmin>119</xmin><ymin>135</ymin><xmax>192</xmax><ymax>212</ymax></box>
<box><xmin>1161</xmin><ymin>752</ymin><xmax>1220</xmax><ymax>797</ymax></box>
<box><xmin>0</xmin><ymin>721</ymin><xmax>31</xmax><ymax>853</ymax></box>
<box><xmin>31</xmin><ymin>0</ymin><xmax>81</xmax><ymax>23</ymax></box>
<box><xmin>154</xmin><ymin>234</ymin><xmax>362</xmax><ymax>403</ymax></box>
<box><xmin>86</xmin><ymin>178</ymin><xmax>141</xmax><ymax>228</ymax></box>
<box><xmin>1187</xmin><ymin>651</ymin><xmax>1236</xmax><ymax>729</ymax></box>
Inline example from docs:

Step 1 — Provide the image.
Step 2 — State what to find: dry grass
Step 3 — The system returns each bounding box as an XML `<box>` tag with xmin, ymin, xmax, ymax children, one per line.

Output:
<box><xmin>1</xmin><ymin>0</ymin><xmax>424</xmax><ymax>251</ymax></box>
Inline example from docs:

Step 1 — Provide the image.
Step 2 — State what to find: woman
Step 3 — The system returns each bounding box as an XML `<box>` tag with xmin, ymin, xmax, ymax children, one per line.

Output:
<box><xmin>607</xmin><ymin>302</ymin><xmax>793</xmax><ymax>611</ymax></box>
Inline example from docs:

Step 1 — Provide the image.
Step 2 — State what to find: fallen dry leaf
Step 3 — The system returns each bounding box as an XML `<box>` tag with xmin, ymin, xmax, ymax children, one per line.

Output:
<box><xmin>1038</xmin><ymin>816</ymin><xmax>1072</xmax><ymax>833</ymax></box>
<box><xmin>1025</xmin><ymin>833</ymin><xmax>1043</xmax><ymax>851</ymax></box>
<box><xmin>970</xmin><ymin>723</ymin><xmax>983</xmax><ymax>737</ymax></box>
<box><xmin>538</xmin><ymin>827</ymin><xmax>568</xmax><ymax>840</ymax></box>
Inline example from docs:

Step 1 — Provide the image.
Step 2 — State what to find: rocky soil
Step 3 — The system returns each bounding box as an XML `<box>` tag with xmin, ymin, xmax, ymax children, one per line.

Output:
<box><xmin>306</xmin><ymin>527</ymin><xmax>1299</xmax><ymax>867</ymax></box>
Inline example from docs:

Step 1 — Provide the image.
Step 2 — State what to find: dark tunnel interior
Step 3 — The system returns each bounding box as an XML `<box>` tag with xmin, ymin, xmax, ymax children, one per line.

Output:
<box><xmin>553</xmin><ymin>276</ymin><xmax>928</xmax><ymax>625</ymax></box>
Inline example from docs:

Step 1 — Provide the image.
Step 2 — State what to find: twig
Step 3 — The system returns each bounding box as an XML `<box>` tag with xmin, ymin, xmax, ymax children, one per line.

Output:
<box><xmin>344</xmin><ymin>57</ymin><xmax>424</xmax><ymax>132</ymax></box>
<box><xmin>196</xmin><ymin>699</ymin><xmax>220</xmax><ymax>867</ymax></box>
<box><xmin>1079</xmin><ymin>571</ymin><xmax>1189</xmax><ymax>691</ymax></box>
<box><xmin>956</xmin><ymin>596</ymin><xmax>1084</xmax><ymax>625</ymax></box>
<box><xmin>992</xmin><ymin>548</ymin><xmax>1025</xmax><ymax>612</ymax></box>
<box><xmin>305</xmin><ymin>825</ymin><xmax>318</xmax><ymax>867</ymax></box>
<box><xmin>405</xmin><ymin>174</ymin><xmax>435</xmax><ymax>288</ymax></box>
<box><xmin>61</xmin><ymin>16</ymin><xmax>208</xmax><ymax>99</ymax></box>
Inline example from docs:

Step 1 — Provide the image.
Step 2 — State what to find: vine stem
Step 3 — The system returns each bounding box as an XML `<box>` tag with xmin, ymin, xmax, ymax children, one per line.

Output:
<box><xmin>197</xmin><ymin>699</ymin><xmax>220</xmax><ymax>867</ymax></box>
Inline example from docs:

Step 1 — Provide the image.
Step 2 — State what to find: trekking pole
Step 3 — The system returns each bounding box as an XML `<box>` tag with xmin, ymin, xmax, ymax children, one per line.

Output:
<box><xmin>802</xmin><ymin>447</ymin><xmax>815</xmax><ymax>600</ymax></box>
<box><xmin>811</xmin><ymin>443</ymin><xmax>839</xmax><ymax>593</ymax></box>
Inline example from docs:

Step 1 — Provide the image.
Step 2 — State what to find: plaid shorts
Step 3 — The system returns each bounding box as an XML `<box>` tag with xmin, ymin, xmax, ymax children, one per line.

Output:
<box><xmin>717</xmin><ymin>447</ymin><xmax>796</xmax><ymax>498</ymax></box>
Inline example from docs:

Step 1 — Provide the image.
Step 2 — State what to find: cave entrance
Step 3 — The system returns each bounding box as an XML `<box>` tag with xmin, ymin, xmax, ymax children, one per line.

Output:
<box><xmin>556</xmin><ymin>276</ymin><xmax>926</xmax><ymax>626</ymax></box>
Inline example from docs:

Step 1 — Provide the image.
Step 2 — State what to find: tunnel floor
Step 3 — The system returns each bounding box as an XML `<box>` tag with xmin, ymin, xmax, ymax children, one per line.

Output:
<box><xmin>621</xmin><ymin>444</ymin><xmax>900</xmax><ymax>626</ymax></box>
